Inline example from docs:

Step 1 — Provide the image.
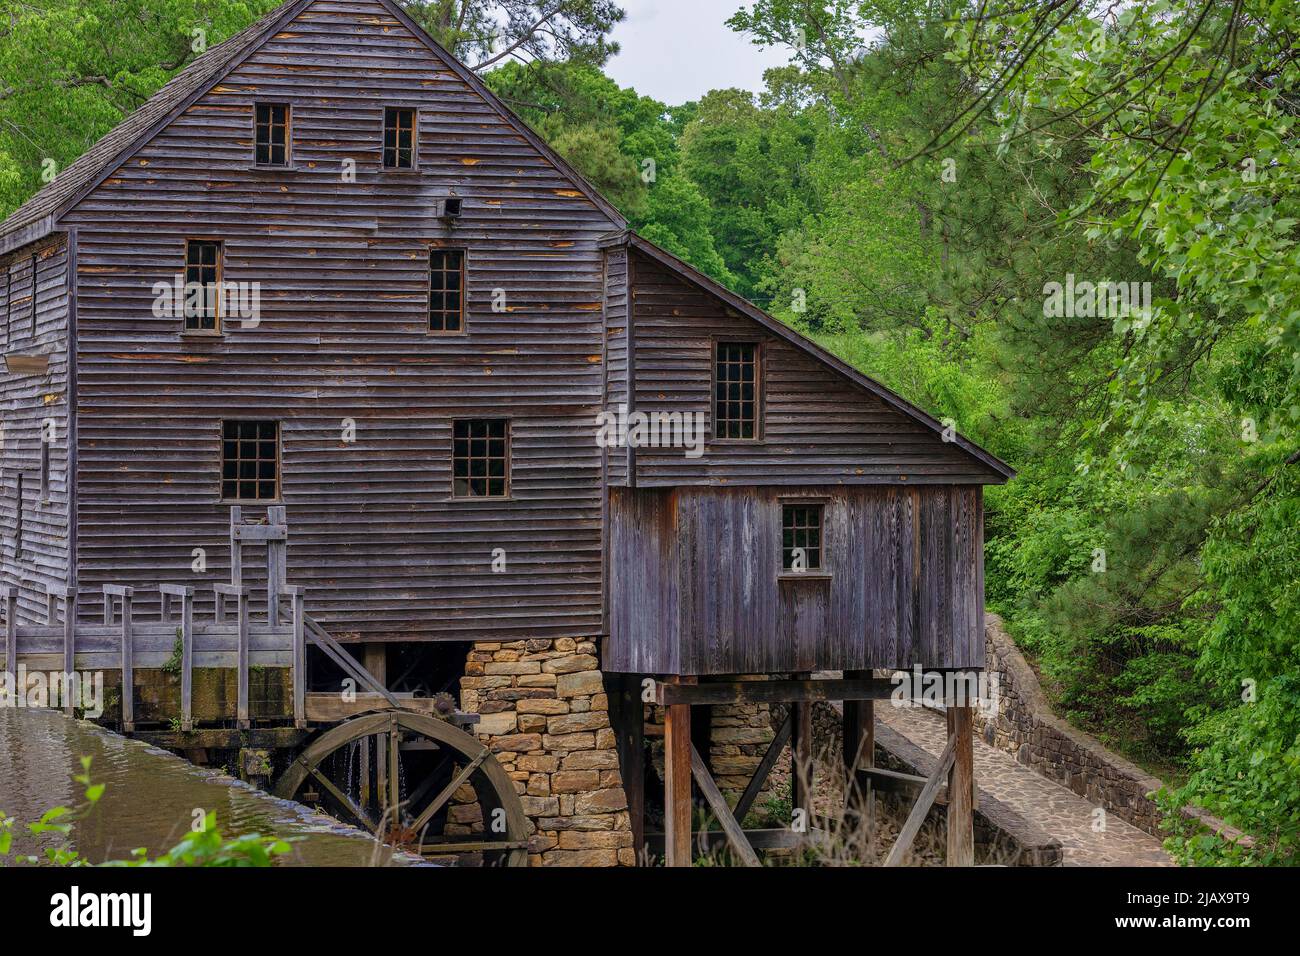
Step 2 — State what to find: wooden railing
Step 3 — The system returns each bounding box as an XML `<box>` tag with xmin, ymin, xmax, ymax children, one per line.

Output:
<box><xmin>0</xmin><ymin>579</ymin><xmax>306</xmax><ymax>732</ymax></box>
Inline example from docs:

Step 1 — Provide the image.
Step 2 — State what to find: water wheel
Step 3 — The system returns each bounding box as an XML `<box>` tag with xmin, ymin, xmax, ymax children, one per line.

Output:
<box><xmin>273</xmin><ymin>710</ymin><xmax>528</xmax><ymax>866</ymax></box>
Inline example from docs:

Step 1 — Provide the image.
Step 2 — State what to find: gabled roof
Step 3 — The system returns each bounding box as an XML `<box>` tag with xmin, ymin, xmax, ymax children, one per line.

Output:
<box><xmin>608</xmin><ymin>229</ymin><xmax>1016</xmax><ymax>483</ymax></box>
<box><xmin>0</xmin><ymin>0</ymin><xmax>624</xmax><ymax>253</ymax></box>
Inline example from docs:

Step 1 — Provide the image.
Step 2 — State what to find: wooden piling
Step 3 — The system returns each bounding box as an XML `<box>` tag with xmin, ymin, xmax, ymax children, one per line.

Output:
<box><xmin>946</xmin><ymin>705</ymin><xmax>975</xmax><ymax>867</ymax></box>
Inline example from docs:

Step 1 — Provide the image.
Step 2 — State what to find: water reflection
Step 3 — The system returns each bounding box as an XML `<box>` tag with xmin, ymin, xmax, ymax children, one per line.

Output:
<box><xmin>0</xmin><ymin>708</ymin><xmax>419</xmax><ymax>866</ymax></box>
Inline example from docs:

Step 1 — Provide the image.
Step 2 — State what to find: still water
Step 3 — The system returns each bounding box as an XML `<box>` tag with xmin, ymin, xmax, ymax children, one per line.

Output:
<box><xmin>0</xmin><ymin>708</ymin><xmax>418</xmax><ymax>866</ymax></box>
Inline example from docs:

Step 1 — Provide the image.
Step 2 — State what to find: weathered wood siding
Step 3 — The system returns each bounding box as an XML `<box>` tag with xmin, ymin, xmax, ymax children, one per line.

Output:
<box><xmin>623</xmin><ymin>250</ymin><xmax>1000</xmax><ymax>485</ymax></box>
<box><xmin>602</xmin><ymin>245</ymin><xmax>628</xmax><ymax>486</ymax></box>
<box><xmin>606</xmin><ymin>485</ymin><xmax>985</xmax><ymax>675</ymax></box>
<box><xmin>0</xmin><ymin>236</ymin><xmax>72</xmax><ymax>619</ymax></box>
<box><xmin>61</xmin><ymin>0</ymin><xmax>615</xmax><ymax>639</ymax></box>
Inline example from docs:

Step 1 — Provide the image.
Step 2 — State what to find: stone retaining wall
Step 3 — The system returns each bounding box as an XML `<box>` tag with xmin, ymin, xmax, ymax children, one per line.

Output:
<box><xmin>978</xmin><ymin>613</ymin><xmax>1245</xmax><ymax>845</ymax></box>
<box><xmin>458</xmin><ymin>639</ymin><xmax>634</xmax><ymax>866</ymax></box>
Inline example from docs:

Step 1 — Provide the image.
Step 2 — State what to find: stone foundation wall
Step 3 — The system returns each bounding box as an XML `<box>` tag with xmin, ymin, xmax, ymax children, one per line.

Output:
<box><xmin>647</xmin><ymin>696</ymin><xmax>777</xmax><ymax>808</ymax></box>
<box><xmin>978</xmin><ymin>613</ymin><xmax>1245</xmax><ymax>845</ymax></box>
<box><xmin>458</xmin><ymin>639</ymin><xmax>634</xmax><ymax>866</ymax></box>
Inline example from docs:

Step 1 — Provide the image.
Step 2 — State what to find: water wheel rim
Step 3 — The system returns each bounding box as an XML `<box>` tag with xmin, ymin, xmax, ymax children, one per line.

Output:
<box><xmin>273</xmin><ymin>709</ymin><xmax>528</xmax><ymax>866</ymax></box>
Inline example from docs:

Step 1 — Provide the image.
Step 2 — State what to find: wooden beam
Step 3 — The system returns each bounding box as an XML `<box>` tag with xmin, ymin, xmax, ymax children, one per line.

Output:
<box><xmin>857</xmin><ymin>767</ymin><xmax>948</xmax><ymax>804</ymax></box>
<box><xmin>652</xmin><ymin>675</ymin><xmax>942</xmax><ymax>706</ymax></box>
<box><xmin>946</xmin><ymin>705</ymin><xmax>975</xmax><ymax>867</ymax></box>
<box><xmin>3</xmin><ymin>587</ymin><xmax>15</xmax><ymax>681</ymax></box>
<box><xmin>606</xmin><ymin>673</ymin><xmax>646</xmax><ymax>862</ymax></box>
<box><xmin>884</xmin><ymin>734</ymin><xmax>956</xmax><ymax>867</ymax></box>
<box><xmin>645</xmin><ymin>827</ymin><xmax>822</xmax><ymax>854</ymax></box>
<box><xmin>59</xmin><ymin>587</ymin><xmax>76</xmax><ymax>715</ymax></box>
<box><xmin>690</xmin><ymin>743</ymin><xmax>760</xmax><ymax>867</ymax></box>
<box><xmin>734</xmin><ymin>711</ymin><xmax>791</xmax><ymax>824</ymax></box>
<box><xmin>663</xmin><ymin>700</ymin><xmax>692</xmax><ymax>867</ymax></box>
<box><xmin>843</xmin><ymin>670</ymin><xmax>875</xmax><ymax>825</ymax></box>
<box><xmin>285</xmin><ymin>585</ymin><xmax>306</xmax><ymax>729</ymax></box>
<box><xmin>791</xmin><ymin>674</ymin><xmax>813</xmax><ymax>819</ymax></box>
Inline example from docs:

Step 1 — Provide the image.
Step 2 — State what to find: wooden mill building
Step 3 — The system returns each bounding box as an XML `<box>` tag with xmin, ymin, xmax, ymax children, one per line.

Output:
<box><xmin>0</xmin><ymin>0</ymin><xmax>1014</xmax><ymax>866</ymax></box>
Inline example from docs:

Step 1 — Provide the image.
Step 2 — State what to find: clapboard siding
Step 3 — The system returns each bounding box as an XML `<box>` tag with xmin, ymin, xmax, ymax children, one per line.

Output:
<box><xmin>606</xmin><ymin>485</ymin><xmax>985</xmax><ymax>675</ymax></box>
<box><xmin>625</xmin><ymin>250</ymin><xmax>999</xmax><ymax>485</ymax></box>
<box><xmin>0</xmin><ymin>237</ymin><xmax>72</xmax><ymax>620</ymax></box>
<box><xmin>61</xmin><ymin>0</ymin><xmax>615</xmax><ymax>638</ymax></box>
<box><xmin>603</xmin><ymin>245</ymin><xmax>628</xmax><ymax>485</ymax></box>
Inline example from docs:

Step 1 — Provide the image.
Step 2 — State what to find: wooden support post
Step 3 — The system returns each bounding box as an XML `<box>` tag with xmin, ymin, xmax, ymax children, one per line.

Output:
<box><xmin>160</xmin><ymin>585</ymin><xmax>195</xmax><ymax>732</ymax></box>
<box><xmin>58</xmin><ymin>586</ymin><xmax>76</xmax><ymax>715</ymax></box>
<box><xmin>266</xmin><ymin>505</ymin><xmax>286</xmax><ymax>625</ymax></box>
<box><xmin>843</xmin><ymin>669</ymin><xmax>875</xmax><ymax>827</ymax></box>
<box><xmin>2</xmin><ymin>587</ymin><xmax>14</xmax><ymax>680</ymax></box>
<box><xmin>690</xmin><ymin>743</ymin><xmax>760</xmax><ymax>867</ymax></box>
<box><xmin>236</xmin><ymin>589</ymin><xmax>249</xmax><ymax>728</ymax></box>
<box><xmin>663</xmin><ymin>696</ymin><xmax>692</xmax><ymax>867</ymax></box>
<box><xmin>606</xmin><ymin>673</ymin><xmax>645</xmax><ymax>862</ymax></box>
<box><xmin>285</xmin><ymin>585</ymin><xmax>306</xmax><ymax>729</ymax></box>
<box><xmin>216</xmin><ymin>583</ymin><xmax>250</xmax><ymax>728</ymax></box>
<box><xmin>791</xmin><ymin>672</ymin><xmax>813</xmax><ymax>819</ymax></box>
<box><xmin>946</xmin><ymin>705</ymin><xmax>975</xmax><ymax>867</ymax></box>
<box><xmin>387</xmin><ymin>719</ymin><xmax>401</xmax><ymax>826</ymax></box>
<box><xmin>360</xmin><ymin>736</ymin><xmax>371</xmax><ymax>812</ymax></box>
<box><xmin>105</xmin><ymin>586</ymin><xmax>135</xmax><ymax>732</ymax></box>
<box><xmin>884</xmin><ymin>734</ymin><xmax>956</xmax><ymax>867</ymax></box>
<box><xmin>229</xmin><ymin>505</ymin><xmax>243</xmax><ymax>587</ymax></box>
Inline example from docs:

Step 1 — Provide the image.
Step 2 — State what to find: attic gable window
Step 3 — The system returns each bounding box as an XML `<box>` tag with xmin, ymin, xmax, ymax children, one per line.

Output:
<box><xmin>222</xmin><ymin>420</ymin><xmax>279</xmax><ymax>502</ymax></box>
<box><xmin>184</xmin><ymin>240</ymin><xmax>222</xmax><ymax>332</ymax></box>
<box><xmin>429</xmin><ymin>249</ymin><xmax>465</xmax><ymax>333</ymax></box>
<box><xmin>452</xmin><ymin>419</ymin><xmax>508</xmax><ymax>498</ymax></box>
<box><xmin>714</xmin><ymin>342</ymin><xmax>761</xmax><ymax>440</ymax></box>
<box><xmin>383</xmin><ymin>107</ymin><xmax>416</xmax><ymax>169</ymax></box>
<box><xmin>255</xmin><ymin>103</ymin><xmax>290</xmax><ymax>167</ymax></box>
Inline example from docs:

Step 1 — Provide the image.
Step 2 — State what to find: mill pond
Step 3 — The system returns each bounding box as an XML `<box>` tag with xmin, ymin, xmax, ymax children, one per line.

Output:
<box><xmin>0</xmin><ymin>707</ymin><xmax>417</xmax><ymax>866</ymax></box>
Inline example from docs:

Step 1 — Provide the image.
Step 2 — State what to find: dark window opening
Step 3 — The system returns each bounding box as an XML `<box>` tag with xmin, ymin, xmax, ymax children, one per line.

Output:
<box><xmin>184</xmin><ymin>240</ymin><xmax>222</xmax><ymax>332</ymax></box>
<box><xmin>28</xmin><ymin>254</ymin><xmax>37</xmax><ymax>335</ymax></box>
<box><xmin>714</xmin><ymin>342</ymin><xmax>760</xmax><ymax>440</ymax></box>
<box><xmin>453</xmin><ymin>419</ymin><xmax>508</xmax><ymax>498</ymax></box>
<box><xmin>222</xmin><ymin>420</ymin><xmax>279</xmax><ymax>501</ymax></box>
<box><xmin>782</xmin><ymin>503</ymin><xmax>823</xmax><ymax>572</ymax></box>
<box><xmin>255</xmin><ymin>103</ymin><xmax>289</xmax><ymax>166</ymax></box>
<box><xmin>429</xmin><ymin>249</ymin><xmax>464</xmax><ymax>333</ymax></box>
<box><xmin>39</xmin><ymin>437</ymin><xmax>49</xmax><ymax>502</ymax></box>
<box><xmin>15</xmin><ymin>473</ymin><xmax>23</xmax><ymax>560</ymax></box>
<box><xmin>383</xmin><ymin>107</ymin><xmax>416</xmax><ymax>169</ymax></box>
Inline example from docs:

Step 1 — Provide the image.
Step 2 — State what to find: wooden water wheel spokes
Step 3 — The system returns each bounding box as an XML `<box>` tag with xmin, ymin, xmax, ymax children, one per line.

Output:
<box><xmin>273</xmin><ymin>710</ymin><xmax>529</xmax><ymax>866</ymax></box>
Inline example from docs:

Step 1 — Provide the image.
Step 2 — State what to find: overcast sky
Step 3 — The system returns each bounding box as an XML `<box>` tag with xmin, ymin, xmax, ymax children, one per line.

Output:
<box><xmin>604</xmin><ymin>0</ymin><xmax>793</xmax><ymax>105</ymax></box>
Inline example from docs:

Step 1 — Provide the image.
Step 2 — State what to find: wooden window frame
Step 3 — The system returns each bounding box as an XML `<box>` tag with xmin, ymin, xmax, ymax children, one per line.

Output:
<box><xmin>427</xmin><ymin>247</ymin><xmax>467</xmax><ymax>335</ymax></box>
<box><xmin>711</xmin><ymin>340</ymin><xmax>764</xmax><ymax>442</ymax></box>
<box><xmin>182</xmin><ymin>238</ymin><xmax>224</xmax><ymax>335</ymax></box>
<box><xmin>220</xmin><ymin>420</ymin><xmax>281</xmax><ymax>503</ymax></box>
<box><xmin>382</xmin><ymin>106</ymin><xmax>418</xmax><ymax>171</ymax></box>
<box><xmin>254</xmin><ymin>101</ymin><xmax>292</xmax><ymax>168</ymax></box>
<box><xmin>451</xmin><ymin>418</ymin><xmax>510</xmax><ymax>500</ymax></box>
<box><xmin>778</xmin><ymin>497</ymin><xmax>830</xmax><ymax>580</ymax></box>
